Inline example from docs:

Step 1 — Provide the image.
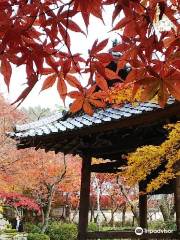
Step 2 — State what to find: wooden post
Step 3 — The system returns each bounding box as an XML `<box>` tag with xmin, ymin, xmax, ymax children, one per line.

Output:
<box><xmin>139</xmin><ymin>182</ymin><xmax>148</xmax><ymax>230</ymax></box>
<box><xmin>175</xmin><ymin>171</ymin><xmax>180</xmax><ymax>233</ymax></box>
<box><xmin>78</xmin><ymin>155</ymin><xmax>91</xmax><ymax>240</ymax></box>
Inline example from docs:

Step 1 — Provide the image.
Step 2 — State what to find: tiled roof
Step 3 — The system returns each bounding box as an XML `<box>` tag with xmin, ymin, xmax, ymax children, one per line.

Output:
<box><xmin>9</xmin><ymin>98</ymin><xmax>176</xmax><ymax>140</ymax></box>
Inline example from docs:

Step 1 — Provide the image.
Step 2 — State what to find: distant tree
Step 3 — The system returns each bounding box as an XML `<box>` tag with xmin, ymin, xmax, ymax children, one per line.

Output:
<box><xmin>0</xmin><ymin>95</ymin><xmax>81</xmax><ymax>232</ymax></box>
<box><xmin>90</xmin><ymin>159</ymin><xmax>138</xmax><ymax>226</ymax></box>
<box><xmin>0</xmin><ymin>94</ymin><xmax>26</xmax><ymax>191</ymax></box>
<box><xmin>158</xmin><ymin>194</ymin><xmax>175</xmax><ymax>222</ymax></box>
<box><xmin>0</xmin><ymin>192</ymin><xmax>40</xmax><ymax>216</ymax></box>
<box><xmin>9</xmin><ymin>150</ymin><xmax>81</xmax><ymax>233</ymax></box>
<box><xmin>21</xmin><ymin>106</ymin><xmax>54</xmax><ymax>121</ymax></box>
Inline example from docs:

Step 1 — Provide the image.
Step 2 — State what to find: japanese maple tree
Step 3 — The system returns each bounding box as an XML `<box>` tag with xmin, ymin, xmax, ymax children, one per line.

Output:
<box><xmin>0</xmin><ymin>95</ymin><xmax>81</xmax><ymax>231</ymax></box>
<box><xmin>9</xmin><ymin>150</ymin><xmax>81</xmax><ymax>232</ymax></box>
<box><xmin>0</xmin><ymin>94</ymin><xmax>26</xmax><ymax>192</ymax></box>
<box><xmin>0</xmin><ymin>0</ymin><xmax>179</xmax><ymax>114</ymax></box>
<box><xmin>90</xmin><ymin>158</ymin><xmax>139</xmax><ymax>226</ymax></box>
<box><xmin>0</xmin><ymin>192</ymin><xmax>40</xmax><ymax>214</ymax></box>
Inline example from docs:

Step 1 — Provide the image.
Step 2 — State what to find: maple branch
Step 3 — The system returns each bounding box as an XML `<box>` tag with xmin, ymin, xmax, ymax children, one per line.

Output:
<box><xmin>63</xmin><ymin>1</ymin><xmax>83</xmax><ymax>75</ymax></box>
<box><xmin>43</xmin><ymin>154</ymin><xmax>67</xmax><ymax>189</ymax></box>
<box><xmin>15</xmin><ymin>2</ymin><xmax>65</xmax><ymax>19</ymax></box>
<box><xmin>54</xmin><ymin>153</ymin><xmax>67</xmax><ymax>185</ymax></box>
<box><xmin>63</xmin><ymin>2</ymin><xmax>71</xmax><ymax>47</ymax></box>
<box><xmin>132</xmin><ymin>0</ymin><xmax>161</xmax><ymax>61</ymax></box>
<box><xmin>116</xmin><ymin>176</ymin><xmax>139</xmax><ymax>222</ymax></box>
<box><xmin>24</xmin><ymin>1</ymin><xmax>74</xmax><ymax>19</ymax></box>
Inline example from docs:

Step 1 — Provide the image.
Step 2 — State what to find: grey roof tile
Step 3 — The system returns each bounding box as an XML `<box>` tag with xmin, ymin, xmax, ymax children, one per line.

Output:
<box><xmin>27</xmin><ymin>129</ymin><xmax>37</xmax><ymax>137</ymax></box>
<box><xmin>47</xmin><ymin>124</ymin><xmax>58</xmax><ymax>133</ymax></box>
<box><xmin>15</xmin><ymin>112</ymin><xmax>64</xmax><ymax>132</ymax></box>
<box><xmin>66</xmin><ymin>118</ymin><xmax>84</xmax><ymax>128</ymax></box>
<box><xmin>82</xmin><ymin>115</ymin><xmax>102</xmax><ymax>124</ymax></box>
<box><xmin>59</xmin><ymin>121</ymin><xmax>75</xmax><ymax>129</ymax></box>
<box><xmin>75</xmin><ymin>116</ymin><xmax>93</xmax><ymax>126</ymax></box>
<box><xmin>53</xmin><ymin>122</ymin><xmax>66</xmax><ymax>131</ymax></box>
<box><xmin>139</xmin><ymin>102</ymin><xmax>161</xmax><ymax>109</ymax></box>
<box><xmin>35</xmin><ymin>129</ymin><xmax>44</xmax><ymax>136</ymax></box>
<box><xmin>10</xmin><ymin>99</ymin><xmax>176</xmax><ymax>139</ymax></box>
<box><xmin>134</xmin><ymin>105</ymin><xmax>153</xmax><ymax>112</ymax></box>
<box><xmin>94</xmin><ymin>112</ymin><xmax>111</xmax><ymax>121</ymax></box>
<box><xmin>40</xmin><ymin>126</ymin><xmax>51</xmax><ymax>135</ymax></box>
<box><xmin>127</xmin><ymin>108</ymin><xmax>142</xmax><ymax>114</ymax></box>
<box><xmin>103</xmin><ymin>110</ymin><xmax>121</xmax><ymax>119</ymax></box>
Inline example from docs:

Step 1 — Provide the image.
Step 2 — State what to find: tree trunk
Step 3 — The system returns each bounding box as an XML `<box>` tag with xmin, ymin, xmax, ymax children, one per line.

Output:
<box><xmin>90</xmin><ymin>206</ymin><xmax>94</xmax><ymax>222</ymax></box>
<box><xmin>132</xmin><ymin>216</ymin><xmax>135</xmax><ymax>227</ymax></box>
<box><xmin>159</xmin><ymin>194</ymin><xmax>172</xmax><ymax>222</ymax></box>
<box><xmin>131</xmin><ymin>205</ymin><xmax>139</xmax><ymax>225</ymax></box>
<box><xmin>159</xmin><ymin>204</ymin><xmax>169</xmax><ymax>221</ymax></box>
<box><xmin>94</xmin><ymin>174</ymin><xmax>101</xmax><ymax>230</ymax></box>
<box><xmin>109</xmin><ymin>209</ymin><xmax>115</xmax><ymax>227</ymax></box>
<box><xmin>41</xmin><ymin>185</ymin><xmax>55</xmax><ymax>233</ymax></box>
<box><xmin>65</xmin><ymin>205</ymin><xmax>71</xmax><ymax>222</ymax></box>
<box><xmin>117</xmin><ymin>177</ymin><xmax>139</xmax><ymax>224</ymax></box>
<box><xmin>64</xmin><ymin>193</ymin><xmax>71</xmax><ymax>222</ymax></box>
<box><xmin>122</xmin><ymin>204</ymin><xmax>126</xmax><ymax>227</ymax></box>
<box><xmin>109</xmin><ymin>206</ymin><xmax>118</xmax><ymax>227</ymax></box>
<box><xmin>71</xmin><ymin>205</ymin><xmax>79</xmax><ymax>223</ymax></box>
<box><xmin>170</xmin><ymin>206</ymin><xmax>175</xmax><ymax>220</ymax></box>
<box><xmin>100</xmin><ymin>209</ymin><xmax>107</xmax><ymax>222</ymax></box>
<box><xmin>41</xmin><ymin>209</ymin><xmax>45</xmax><ymax>225</ymax></box>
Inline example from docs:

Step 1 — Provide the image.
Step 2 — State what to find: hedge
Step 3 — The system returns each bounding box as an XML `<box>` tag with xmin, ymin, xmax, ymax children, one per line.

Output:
<box><xmin>27</xmin><ymin>233</ymin><xmax>50</xmax><ymax>240</ymax></box>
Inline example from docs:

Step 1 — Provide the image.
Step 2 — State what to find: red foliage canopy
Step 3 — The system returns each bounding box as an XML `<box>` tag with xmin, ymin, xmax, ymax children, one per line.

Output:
<box><xmin>0</xmin><ymin>192</ymin><xmax>40</xmax><ymax>213</ymax></box>
<box><xmin>0</xmin><ymin>0</ymin><xmax>179</xmax><ymax>114</ymax></box>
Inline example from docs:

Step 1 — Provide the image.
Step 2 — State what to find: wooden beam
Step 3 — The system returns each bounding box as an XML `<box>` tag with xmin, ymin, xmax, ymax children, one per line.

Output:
<box><xmin>86</xmin><ymin>231</ymin><xmax>179</xmax><ymax>239</ymax></box>
<box><xmin>81</xmin><ymin>133</ymin><xmax>168</xmax><ymax>159</ymax></box>
<box><xmin>175</xmin><ymin>162</ymin><xmax>180</xmax><ymax>233</ymax></box>
<box><xmin>139</xmin><ymin>183</ymin><xmax>148</xmax><ymax>230</ymax></box>
<box><xmin>90</xmin><ymin>162</ymin><xmax>125</xmax><ymax>173</ymax></box>
<box><xmin>78</xmin><ymin>155</ymin><xmax>91</xmax><ymax>240</ymax></box>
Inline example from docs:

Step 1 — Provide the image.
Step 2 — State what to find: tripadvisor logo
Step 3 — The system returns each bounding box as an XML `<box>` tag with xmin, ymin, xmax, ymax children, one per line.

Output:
<box><xmin>135</xmin><ymin>227</ymin><xmax>173</xmax><ymax>235</ymax></box>
<box><xmin>135</xmin><ymin>227</ymin><xmax>143</xmax><ymax>235</ymax></box>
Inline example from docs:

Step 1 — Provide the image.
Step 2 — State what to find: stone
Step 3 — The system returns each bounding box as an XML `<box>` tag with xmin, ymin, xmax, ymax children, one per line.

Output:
<box><xmin>0</xmin><ymin>214</ymin><xmax>9</xmax><ymax>231</ymax></box>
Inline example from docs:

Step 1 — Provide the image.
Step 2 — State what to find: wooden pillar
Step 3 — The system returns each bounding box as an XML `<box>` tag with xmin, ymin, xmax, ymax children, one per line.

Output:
<box><xmin>139</xmin><ymin>182</ymin><xmax>148</xmax><ymax>230</ymax></box>
<box><xmin>78</xmin><ymin>155</ymin><xmax>91</xmax><ymax>240</ymax></box>
<box><xmin>175</xmin><ymin>173</ymin><xmax>180</xmax><ymax>233</ymax></box>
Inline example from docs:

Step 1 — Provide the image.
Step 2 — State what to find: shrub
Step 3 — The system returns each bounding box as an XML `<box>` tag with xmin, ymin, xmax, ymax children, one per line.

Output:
<box><xmin>164</xmin><ymin>221</ymin><xmax>176</xmax><ymax>230</ymax></box>
<box><xmin>88</xmin><ymin>222</ymin><xmax>99</xmax><ymax>231</ymax></box>
<box><xmin>27</xmin><ymin>233</ymin><xmax>50</xmax><ymax>240</ymax></box>
<box><xmin>24</xmin><ymin>223</ymin><xmax>41</xmax><ymax>233</ymax></box>
<box><xmin>6</xmin><ymin>223</ymin><xmax>12</xmax><ymax>229</ymax></box>
<box><xmin>46</xmin><ymin>221</ymin><xmax>77</xmax><ymax>240</ymax></box>
<box><xmin>149</xmin><ymin>220</ymin><xmax>176</xmax><ymax>230</ymax></box>
<box><xmin>0</xmin><ymin>229</ymin><xmax>17</xmax><ymax>236</ymax></box>
<box><xmin>4</xmin><ymin>229</ymin><xmax>17</xmax><ymax>233</ymax></box>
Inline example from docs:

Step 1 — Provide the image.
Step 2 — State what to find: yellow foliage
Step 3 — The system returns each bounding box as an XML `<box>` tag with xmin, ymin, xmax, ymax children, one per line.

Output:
<box><xmin>0</xmin><ymin>206</ymin><xmax>3</xmax><ymax>213</ymax></box>
<box><xmin>122</xmin><ymin>122</ymin><xmax>180</xmax><ymax>193</ymax></box>
<box><xmin>106</xmin><ymin>83</ymin><xmax>160</xmax><ymax>106</ymax></box>
<box><xmin>106</xmin><ymin>83</ymin><xmax>142</xmax><ymax>105</ymax></box>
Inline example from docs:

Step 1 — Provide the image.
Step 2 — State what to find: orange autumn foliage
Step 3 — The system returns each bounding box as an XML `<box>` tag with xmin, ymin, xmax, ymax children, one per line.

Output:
<box><xmin>0</xmin><ymin>1</ymin><xmax>179</xmax><ymax>114</ymax></box>
<box><xmin>0</xmin><ymin>94</ymin><xmax>26</xmax><ymax>191</ymax></box>
<box><xmin>0</xmin><ymin>95</ymin><xmax>81</xmax><ymax>215</ymax></box>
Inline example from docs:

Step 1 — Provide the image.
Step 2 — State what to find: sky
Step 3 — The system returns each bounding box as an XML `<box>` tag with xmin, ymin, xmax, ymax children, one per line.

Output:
<box><xmin>0</xmin><ymin>5</ymin><xmax>118</xmax><ymax>110</ymax></box>
<box><xmin>0</xmin><ymin>4</ymin><xmax>174</xmax><ymax>111</ymax></box>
